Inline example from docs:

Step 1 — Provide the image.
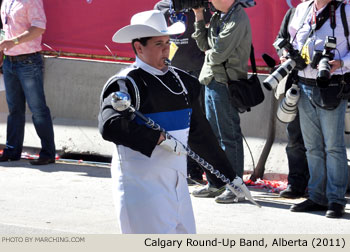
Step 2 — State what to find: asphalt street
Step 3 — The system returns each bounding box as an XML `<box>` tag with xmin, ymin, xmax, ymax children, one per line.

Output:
<box><xmin>0</xmin><ymin>160</ymin><xmax>349</xmax><ymax>234</ymax></box>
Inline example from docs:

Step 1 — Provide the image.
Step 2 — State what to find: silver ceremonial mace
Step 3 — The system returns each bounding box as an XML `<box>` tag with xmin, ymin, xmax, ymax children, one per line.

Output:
<box><xmin>111</xmin><ymin>91</ymin><xmax>261</xmax><ymax>208</ymax></box>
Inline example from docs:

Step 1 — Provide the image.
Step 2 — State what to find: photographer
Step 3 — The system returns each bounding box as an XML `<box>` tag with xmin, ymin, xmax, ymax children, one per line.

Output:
<box><xmin>275</xmin><ymin>0</ymin><xmax>310</xmax><ymax>199</ymax></box>
<box><xmin>288</xmin><ymin>0</ymin><xmax>350</xmax><ymax>218</ymax></box>
<box><xmin>191</xmin><ymin>0</ymin><xmax>252</xmax><ymax>203</ymax></box>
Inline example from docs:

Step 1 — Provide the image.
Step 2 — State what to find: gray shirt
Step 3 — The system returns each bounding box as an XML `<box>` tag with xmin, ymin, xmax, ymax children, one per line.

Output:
<box><xmin>192</xmin><ymin>4</ymin><xmax>252</xmax><ymax>85</ymax></box>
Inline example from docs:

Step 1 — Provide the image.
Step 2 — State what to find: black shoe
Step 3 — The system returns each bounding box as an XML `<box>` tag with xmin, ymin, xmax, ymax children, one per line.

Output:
<box><xmin>29</xmin><ymin>158</ymin><xmax>55</xmax><ymax>165</ymax></box>
<box><xmin>290</xmin><ymin>199</ymin><xmax>328</xmax><ymax>212</ymax></box>
<box><xmin>280</xmin><ymin>185</ymin><xmax>305</xmax><ymax>199</ymax></box>
<box><xmin>0</xmin><ymin>155</ymin><xmax>21</xmax><ymax>162</ymax></box>
<box><xmin>326</xmin><ymin>203</ymin><xmax>345</xmax><ymax>218</ymax></box>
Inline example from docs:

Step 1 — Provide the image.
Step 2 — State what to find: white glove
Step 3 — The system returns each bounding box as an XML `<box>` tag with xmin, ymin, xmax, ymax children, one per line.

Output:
<box><xmin>227</xmin><ymin>176</ymin><xmax>261</xmax><ymax>208</ymax></box>
<box><xmin>225</xmin><ymin>184</ymin><xmax>245</xmax><ymax>201</ymax></box>
<box><xmin>159</xmin><ymin>136</ymin><xmax>187</xmax><ymax>156</ymax></box>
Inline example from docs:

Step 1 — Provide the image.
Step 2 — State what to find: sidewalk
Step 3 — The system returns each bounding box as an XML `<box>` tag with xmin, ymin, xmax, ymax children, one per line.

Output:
<box><xmin>0</xmin><ymin>160</ymin><xmax>349</xmax><ymax>234</ymax></box>
<box><xmin>0</xmin><ymin>113</ymin><xmax>291</xmax><ymax>180</ymax></box>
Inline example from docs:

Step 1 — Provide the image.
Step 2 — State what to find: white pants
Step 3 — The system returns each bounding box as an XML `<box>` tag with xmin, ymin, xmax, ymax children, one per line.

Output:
<box><xmin>111</xmin><ymin>147</ymin><xmax>196</xmax><ymax>234</ymax></box>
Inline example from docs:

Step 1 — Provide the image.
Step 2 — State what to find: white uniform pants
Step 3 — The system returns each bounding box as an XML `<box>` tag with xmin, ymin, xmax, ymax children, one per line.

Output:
<box><xmin>111</xmin><ymin>151</ymin><xmax>196</xmax><ymax>234</ymax></box>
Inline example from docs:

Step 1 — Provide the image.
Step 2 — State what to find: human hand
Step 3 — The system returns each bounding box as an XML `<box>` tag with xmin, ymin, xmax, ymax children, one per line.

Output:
<box><xmin>159</xmin><ymin>135</ymin><xmax>187</xmax><ymax>156</ymax></box>
<box><xmin>0</xmin><ymin>39</ymin><xmax>16</xmax><ymax>52</ymax></box>
<box><xmin>192</xmin><ymin>7</ymin><xmax>204</xmax><ymax>13</ymax></box>
<box><xmin>229</xmin><ymin>176</ymin><xmax>261</xmax><ymax>208</ymax></box>
<box><xmin>157</xmin><ymin>132</ymin><xmax>166</xmax><ymax>145</ymax></box>
<box><xmin>329</xmin><ymin>59</ymin><xmax>343</xmax><ymax>73</ymax></box>
<box><xmin>192</xmin><ymin>7</ymin><xmax>204</xmax><ymax>22</ymax></box>
<box><xmin>280</xmin><ymin>55</ymin><xmax>288</xmax><ymax>64</ymax></box>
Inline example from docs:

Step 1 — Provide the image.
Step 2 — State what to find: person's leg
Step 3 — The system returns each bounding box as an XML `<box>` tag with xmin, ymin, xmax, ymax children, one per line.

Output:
<box><xmin>203</xmin><ymin>79</ymin><xmax>244</xmax><ymax>203</ymax></box>
<box><xmin>205</xmin><ymin>81</ymin><xmax>220</xmax><ymax>146</ymax></box>
<box><xmin>191</xmin><ymin>79</ymin><xmax>235</xmax><ymax>196</ymax></box>
<box><xmin>16</xmin><ymin>54</ymin><xmax>56</xmax><ymax>159</ymax></box>
<box><xmin>176</xmin><ymin>172</ymin><xmax>196</xmax><ymax>234</ymax></box>
<box><xmin>205</xmin><ymin>79</ymin><xmax>243</xmax><ymax>177</ymax></box>
<box><xmin>319</xmin><ymin>100</ymin><xmax>348</xmax><ymax>207</ymax></box>
<box><xmin>281</xmin><ymin>112</ymin><xmax>309</xmax><ymax>197</ymax></box>
<box><xmin>297</xmin><ymin>86</ymin><xmax>328</xmax><ymax>206</ymax></box>
<box><xmin>112</xmin><ymin>156</ymin><xmax>194</xmax><ymax>234</ymax></box>
<box><xmin>1</xmin><ymin>58</ymin><xmax>26</xmax><ymax>159</ymax></box>
<box><xmin>187</xmin><ymin>157</ymin><xmax>204</xmax><ymax>181</ymax></box>
<box><xmin>186</xmin><ymin>71</ymin><xmax>205</xmax><ymax>182</ymax></box>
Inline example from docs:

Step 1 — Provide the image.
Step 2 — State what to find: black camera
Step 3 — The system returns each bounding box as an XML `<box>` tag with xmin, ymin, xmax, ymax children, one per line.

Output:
<box><xmin>310</xmin><ymin>50</ymin><xmax>322</xmax><ymax>69</ymax></box>
<box><xmin>263</xmin><ymin>38</ymin><xmax>307</xmax><ymax>90</ymax></box>
<box><xmin>316</xmin><ymin>36</ymin><xmax>337</xmax><ymax>88</ymax></box>
<box><xmin>172</xmin><ymin>0</ymin><xmax>209</xmax><ymax>11</ymax></box>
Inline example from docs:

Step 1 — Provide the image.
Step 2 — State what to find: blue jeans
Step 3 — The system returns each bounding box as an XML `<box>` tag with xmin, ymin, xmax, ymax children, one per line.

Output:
<box><xmin>2</xmin><ymin>53</ymin><xmax>55</xmax><ymax>159</ymax></box>
<box><xmin>205</xmin><ymin>79</ymin><xmax>243</xmax><ymax>178</ymax></box>
<box><xmin>298</xmin><ymin>84</ymin><xmax>348</xmax><ymax>206</ymax></box>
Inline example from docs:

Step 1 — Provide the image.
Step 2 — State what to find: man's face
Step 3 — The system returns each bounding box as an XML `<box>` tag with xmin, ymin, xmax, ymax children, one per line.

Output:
<box><xmin>315</xmin><ymin>0</ymin><xmax>332</xmax><ymax>4</ymax></box>
<box><xmin>209</xmin><ymin>0</ymin><xmax>234</xmax><ymax>12</ymax></box>
<box><xmin>135</xmin><ymin>36</ymin><xmax>170</xmax><ymax>70</ymax></box>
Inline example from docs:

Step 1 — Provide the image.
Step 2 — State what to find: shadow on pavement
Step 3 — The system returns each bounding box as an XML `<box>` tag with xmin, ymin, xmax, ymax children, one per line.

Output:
<box><xmin>0</xmin><ymin>159</ymin><xmax>111</xmax><ymax>179</ymax></box>
<box><xmin>252</xmin><ymin>191</ymin><xmax>350</xmax><ymax>220</ymax></box>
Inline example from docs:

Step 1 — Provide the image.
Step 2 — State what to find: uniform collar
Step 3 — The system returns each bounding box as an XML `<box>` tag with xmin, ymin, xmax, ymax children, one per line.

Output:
<box><xmin>134</xmin><ymin>56</ymin><xmax>169</xmax><ymax>76</ymax></box>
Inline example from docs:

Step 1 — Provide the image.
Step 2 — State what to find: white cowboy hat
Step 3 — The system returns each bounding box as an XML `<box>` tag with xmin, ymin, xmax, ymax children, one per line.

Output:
<box><xmin>112</xmin><ymin>10</ymin><xmax>185</xmax><ymax>43</ymax></box>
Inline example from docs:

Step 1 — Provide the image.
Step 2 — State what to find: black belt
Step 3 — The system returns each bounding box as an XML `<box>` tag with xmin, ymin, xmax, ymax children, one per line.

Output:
<box><xmin>298</xmin><ymin>76</ymin><xmax>317</xmax><ymax>86</ymax></box>
<box><xmin>298</xmin><ymin>75</ymin><xmax>346</xmax><ymax>86</ymax></box>
<box><xmin>6</xmin><ymin>52</ymin><xmax>40</xmax><ymax>62</ymax></box>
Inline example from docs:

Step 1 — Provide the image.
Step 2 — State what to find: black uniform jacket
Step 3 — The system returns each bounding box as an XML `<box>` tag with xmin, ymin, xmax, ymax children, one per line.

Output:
<box><xmin>98</xmin><ymin>63</ymin><xmax>236</xmax><ymax>187</ymax></box>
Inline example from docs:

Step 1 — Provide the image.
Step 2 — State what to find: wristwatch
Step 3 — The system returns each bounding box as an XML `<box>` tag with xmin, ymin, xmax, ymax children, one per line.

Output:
<box><xmin>13</xmin><ymin>38</ymin><xmax>19</xmax><ymax>45</ymax></box>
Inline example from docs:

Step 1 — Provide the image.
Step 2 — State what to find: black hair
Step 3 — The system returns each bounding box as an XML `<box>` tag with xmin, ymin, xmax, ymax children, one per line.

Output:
<box><xmin>131</xmin><ymin>37</ymin><xmax>152</xmax><ymax>55</ymax></box>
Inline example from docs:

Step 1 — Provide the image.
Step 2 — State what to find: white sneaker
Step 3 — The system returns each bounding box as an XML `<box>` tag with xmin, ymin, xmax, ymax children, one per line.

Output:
<box><xmin>192</xmin><ymin>184</ymin><xmax>225</xmax><ymax>198</ymax></box>
<box><xmin>215</xmin><ymin>188</ymin><xmax>245</xmax><ymax>204</ymax></box>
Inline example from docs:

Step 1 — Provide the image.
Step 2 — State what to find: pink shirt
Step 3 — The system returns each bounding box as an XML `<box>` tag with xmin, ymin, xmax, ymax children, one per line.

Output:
<box><xmin>0</xmin><ymin>0</ymin><xmax>46</xmax><ymax>56</ymax></box>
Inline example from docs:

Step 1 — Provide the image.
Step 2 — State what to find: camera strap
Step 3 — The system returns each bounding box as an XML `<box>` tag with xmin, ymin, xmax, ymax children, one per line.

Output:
<box><xmin>307</xmin><ymin>1</ymin><xmax>349</xmax><ymax>50</ymax></box>
<box><xmin>298</xmin><ymin>1</ymin><xmax>341</xmax><ymax>64</ymax></box>
<box><xmin>223</xmin><ymin>44</ymin><xmax>257</xmax><ymax>76</ymax></box>
<box><xmin>329</xmin><ymin>0</ymin><xmax>337</xmax><ymax>31</ymax></box>
<box><xmin>298</xmin><ymin>1</ymin><xmax>314</xmax><ymax>30</ymax></box>
<box><xmin>309</xmin><ymin>0</ymin><xmax>341</xmax><ymax>36</ymax></box>
<box><xmin>290</xmin><ymin>1</ymin><xmax>313</xmax><ymax>47</ymax></box>
<box><xmin>250</xmin><ymin>44</ymin><xmax>258</xmax><ymax>76</ymax></box>
<box><xmin>216</xmin><ymin>3</ymin><xmax>237</xmax><ymax>37</ymax></box>
<box><xmin>340</xmin><ymin>3</ymin><xmax>350</xmax><ymax>51</ymax></box>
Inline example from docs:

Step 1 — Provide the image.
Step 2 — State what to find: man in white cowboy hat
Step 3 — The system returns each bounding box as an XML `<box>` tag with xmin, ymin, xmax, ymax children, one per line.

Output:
<box><xmin>98</xmin><ymin>10</ymin><xmax>252</xmax><ymax>234</ymax></box>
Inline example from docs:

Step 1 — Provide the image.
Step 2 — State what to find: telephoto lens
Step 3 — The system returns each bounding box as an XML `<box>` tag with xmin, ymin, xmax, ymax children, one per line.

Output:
<box><xmin>316</xmin><ymin>36</ymin><xmax>336</xmax><ymax>88</ymax></box>
<box><xmin>264</xmin><ymin>38</ymin><xmax>306</xmax><ymax>91</ymax></box>
<box><xmin>316</xmin><ymin>57</ymin><xmax>332</xmax><ymax>88</ymax></box>
<box><xmin>263</xmin><ymin>58</ymin><xmax>296</xmax><ymax>90</ymax></box>
<box><xmin>172</xmin><ymin>0</ymin><xmax>209</xmax><ymax>11</ymax></box>
<box><xmin>276</xmin><ymin>85</ymin><xmax>300</xmax><ymax>123</ymax></box>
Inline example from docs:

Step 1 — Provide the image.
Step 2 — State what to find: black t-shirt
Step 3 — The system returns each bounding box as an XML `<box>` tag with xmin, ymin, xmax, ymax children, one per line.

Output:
<box><xmin>276</xmin><ymin>8</ymin><xmax>296</xmax><ymax>46</ymax></box>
